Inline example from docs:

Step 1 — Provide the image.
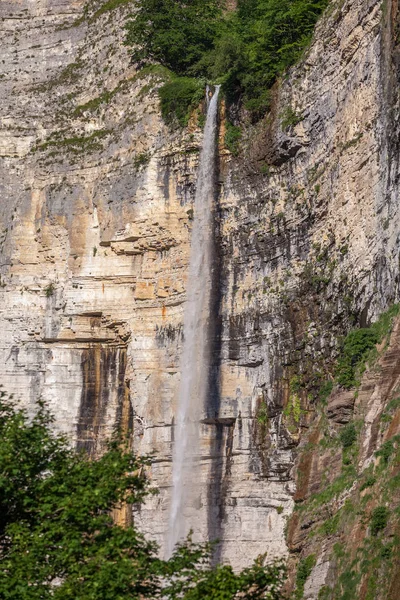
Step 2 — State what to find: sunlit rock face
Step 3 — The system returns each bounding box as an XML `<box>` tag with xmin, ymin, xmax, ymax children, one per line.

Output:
<box><xmin>0</xmin><ymin>0</ymin><xmax>399</xmax><ymax>573</ymax></box>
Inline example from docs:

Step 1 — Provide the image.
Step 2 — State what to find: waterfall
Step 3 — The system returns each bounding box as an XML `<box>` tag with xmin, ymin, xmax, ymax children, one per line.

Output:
<box><xmin>167</xmin><ymin>85</ymin><xmax>221</xmax><ymax>556</ymax></box>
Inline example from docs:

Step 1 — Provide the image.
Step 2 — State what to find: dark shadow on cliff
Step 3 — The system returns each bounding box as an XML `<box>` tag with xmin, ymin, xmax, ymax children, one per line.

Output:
<box><xmin>204</xmin><ymin>145</ymin><xmax>234</xmax><ymax>565</ymax></box>
<box><xmin>76</xmin><ymin>345</ymin><xmax>130</xmax><ymax>456</ymax></box>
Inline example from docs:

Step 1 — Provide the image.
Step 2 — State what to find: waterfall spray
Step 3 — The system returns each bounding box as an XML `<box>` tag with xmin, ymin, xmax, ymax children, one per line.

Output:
<box><xmin>167</xmin><ymin>85</ymin><xmax>221</xmax><ymax>556</ymax></box>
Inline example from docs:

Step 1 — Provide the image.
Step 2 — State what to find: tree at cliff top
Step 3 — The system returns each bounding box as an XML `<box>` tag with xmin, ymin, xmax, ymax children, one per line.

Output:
<box><xmin>125</xmin><ymin>0</ymin><xmax>330</xmax><ymax>122</ymax></box>
<box><xmin>0</xmin><ymin>390</ymin><xmax>286</xmax><ymax>599</ymax></box>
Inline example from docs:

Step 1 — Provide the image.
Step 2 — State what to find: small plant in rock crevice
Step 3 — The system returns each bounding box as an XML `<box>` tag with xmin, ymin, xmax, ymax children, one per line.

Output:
<box><xmin>133</xmin><ymin>151</ymin><xmax>151</xmax><ymax>170</ymax></box>
<box><xmin>360</xmin><ymin>476</ymin><xmax>376</xmax><ymax>492</ymax></box>
<box><xmin>375</xmin><ymin>435</ymin><xmax>400</xmax><ymax>466</ymax></box>
<box><xmin>280</xmin><ymin>105</ymin><xmax>304</xmax><ymax>130</ymax></box>
<box><xmin>44</xmin><ymin>283</ymin><xmax>55</xmax><ymax>297</ymax></box>
<box><xmin>257</xmin><ymin>400</ymin><xmax>268</xmax><ymax>425</ymax></box>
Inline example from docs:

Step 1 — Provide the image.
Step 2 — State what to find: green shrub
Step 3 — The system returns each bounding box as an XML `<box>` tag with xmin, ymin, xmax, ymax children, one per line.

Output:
<box><xmin>335</xmin><ymin>304</ymin><xmax>400</xmax><ymax>389</ymax></box>
<box><xmin>370</xmin><ymin>506</ymin><xmax>389</xmax><ymax>536</ymax></box>
<box><xmin>290</xmin><ymin>375</ymin><xmax>302</xmax><ymax>394</ymax></box>
<box><xmin>382</xmin><ymin>396</ymin><xmax>400</xmax><ymax>420</ymax></box>
<box><xmin>296</xmin><ymin>554</ymin><xmax>316</xmax><ymax>599</ymax></box>
<box><xmin>259</xmin><ymin>163</ymin><xmax>270</xmax><ymax>175</ymax></box>
<box><xmin>225</xmin><ymin>122</ymin><xmax>242</xmax><ymax>155</ymax></box>
<box><xmin>381</xmin><ymin>544</ymin><xmax>392</xmax><ymax>559</ymax></box>
<box><xmin>91</xmin><ymin>0</ymin><xmax>132</xmax><ymax>20</ymax></box>
<box><xmin>159</xmin><ymin>78</ymin><xmax>204</xmax><ymax>127</ymax></box>
<box><xmin>375</xmin><ymin>439</ymin><xmax>395</xmax><ymax>464</ymax></box>
<box><xmin>336</xmin><ymin>328</ymin><xmax>378</xmax><ymax>389</ymax></box>
<box><xmin>318</xmin><ymin>586</ymin><xmax>331</xmax><ymax>599</ymax></box>
<box><xmin>360</xmin><ymin>476</ymin><xmax>376</xmax><ymax>492</ymax></box>
<box><xmin>388</xmin><ymin>473</ymin><xmax>400</xmax><ymax>490</ymax></box>
<box><xmin>338</xmin><ymin>569</ymin><xmax>361</xmax><ymax>600</ymax></box>
<box><xmin>370</xmin><ymin>303</ymin><xmax>400</xmax><ymax>341</ymax></box>
<box><xmin>308</xmin><ymin>466</ymin><xmax>356</xmax><ymax>508</ymax></box>
<box><xmin>257</xmin><ymin>400</ymin><xmax>268</xmax><ymax>425</ymax></box>
<box><xmin>340</xmin><ymin>423</ymin><xmax>357</xmax><ymax>449</ymax></box>
<box><xmin>333</xmin><ymin>542</ymin><xmax>345</xmax><ymax>558</ymax></box>
<box><xmin>197</xmin><ymin>110</ymin><xmax>206</xmax><ymax>129</ymax></box>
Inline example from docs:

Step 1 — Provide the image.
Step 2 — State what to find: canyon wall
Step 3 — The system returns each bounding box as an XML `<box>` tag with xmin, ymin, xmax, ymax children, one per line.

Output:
<box><xmin>1</xmin><ymin>0</ymin><xmax>399</xmax><ymax>591</ymax></box>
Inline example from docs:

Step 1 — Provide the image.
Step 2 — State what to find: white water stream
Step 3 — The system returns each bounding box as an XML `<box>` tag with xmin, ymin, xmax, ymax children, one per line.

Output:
<box><xmin>167</xmin><ymin>86</ymin><xmax>221</xmax><ymax>556</ymax></box>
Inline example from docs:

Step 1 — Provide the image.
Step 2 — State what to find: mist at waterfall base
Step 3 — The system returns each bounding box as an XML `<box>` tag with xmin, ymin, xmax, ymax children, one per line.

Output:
<box><xmin>167</xmin><ymin>86</ymin><xmax>220</xmax><ymax>557</ymax></box>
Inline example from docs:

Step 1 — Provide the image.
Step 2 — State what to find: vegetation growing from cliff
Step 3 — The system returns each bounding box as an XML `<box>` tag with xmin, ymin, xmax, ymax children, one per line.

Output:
<box><xmin>225</xmin><ymin>122</ymin><xmax>242</xmax><ymax>155</ymax></box>
<box><xmin>336</xmin><ymin>304</ymin><xmax>400</xmax><ymax>389</ymax></box>
<box><xmin>0</xmin><ymin>391</ymin><xmax>286</xmax><ymax>599</ymax></box>
<box><xmin>295</xmin><ymin>554</ymin><xmax>316</xmax><ymax>599</ymax></box>
<box><xmin>125</xmin><ymin>0</ymin><xmax>330</xmax><ymax>124</ymax></box>
<box><xmin>159</xmin><ymin>78</ymin><xmax>205</xmax><ymax>127</ymax></box>
<box><xmin>287</xmin><ymin>310</ymin><xmax>400</xmax><ymax>599</ymax></box>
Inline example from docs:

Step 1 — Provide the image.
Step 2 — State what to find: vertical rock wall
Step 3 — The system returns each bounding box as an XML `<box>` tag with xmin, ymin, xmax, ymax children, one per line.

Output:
<box><xmin>0</xmin><ymin>0</ymin><xmax>399</xmax><ymax>574</ymax></box>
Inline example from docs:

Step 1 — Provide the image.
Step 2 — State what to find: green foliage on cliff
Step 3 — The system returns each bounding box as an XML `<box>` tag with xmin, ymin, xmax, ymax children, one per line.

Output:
<box><xmin>336</xmin><ymin>304</ymin><xmax>400</xmax><ymax>389</ymax></box>
<box><xmin>159</xmin><ymin>78</ymin><xmax>205</xmax><ymax>127</ymax></box>
<box><xmin>295</xmin><ymin>554</ymin><xmax>316</xmax><ymax>599</ymax></box>
<box><xmin>376</xmin><ymin>439</ymin><xmax>395</xmax><ymax>464</ymax></box>
<box><xmin>340</xmin><ymin>423</ymin><xmax>357</xmax><ymax>449</ymax></box>
<box><xmin>336</xmin><ymin>329</ymin><xmax>378</xmax><ymax>389</ymax></box>
<box><xmin>370</xmin><ymin>506</ymin><xmax>389</xmax><ymax>536</ymax></box>
<box><xmin>224</xmin><ymin>122</ymin><xmax>242</xmax><ymax>155</ymax></box>
<box><xmin>125</xmin><ymin>0</ymin><xmax>330</xmax><ymax>123</ymax></box>
<box><xmin>280</xmin><ymin>105</ymin><xmax>304</xmax><ymax>130</ymax></box>
<box><xmin>125</xmin><ymin>0</ymin><xmax>223</xmax><ymax>76</ymax></box>
<box><xmin>0</xmin><ymin>391</ymin><xmax>286</xmax><ymax>599</ymax></box>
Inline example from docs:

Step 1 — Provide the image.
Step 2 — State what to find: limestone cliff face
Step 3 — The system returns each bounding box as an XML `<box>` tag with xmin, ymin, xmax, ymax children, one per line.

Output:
<box><xmin>1</xmin><ymin>0</ymin><xmax>399</xmax><ymax>583</ymax></box>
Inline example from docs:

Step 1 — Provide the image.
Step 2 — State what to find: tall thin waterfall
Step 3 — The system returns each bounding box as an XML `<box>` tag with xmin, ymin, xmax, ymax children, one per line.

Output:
<box><xmin>167</xmin><ymin>86</ymin><xmax>221</xmax><ymax>556</ymax></box>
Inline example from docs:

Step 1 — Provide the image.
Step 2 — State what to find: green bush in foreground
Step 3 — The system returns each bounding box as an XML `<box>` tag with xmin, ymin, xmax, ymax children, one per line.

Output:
<box><xmin>0</xmin><ymin>390</ymin><xmax>286</xmax><ymax>599</ymax></box>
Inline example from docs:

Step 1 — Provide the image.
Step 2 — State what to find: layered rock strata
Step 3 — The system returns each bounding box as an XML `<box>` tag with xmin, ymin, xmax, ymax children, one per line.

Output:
<box><xmin>285</xmin><ymin>316</ymin><xmax>400</xmax><ymax>599</ymax></box>
<box><xmin>0</xmin><ymin>0</ymin><xmax>399</xmax><ymax>576</ymax></box>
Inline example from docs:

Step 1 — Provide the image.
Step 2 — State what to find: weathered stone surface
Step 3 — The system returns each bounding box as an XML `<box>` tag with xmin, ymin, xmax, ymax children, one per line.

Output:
<box><xmin>327</xmin><ymin>390</ymin><xmax>356</xmax><ymax>423</ymax></box>
<box><xmin>287</xmin><ymin>318</ymin><xmax>400</xmax><ymax>598</ymax></box>
<box><xmin>1</xmin><ymin>0</ymin><xmax>400</xmax><ymax>581</ymax></box>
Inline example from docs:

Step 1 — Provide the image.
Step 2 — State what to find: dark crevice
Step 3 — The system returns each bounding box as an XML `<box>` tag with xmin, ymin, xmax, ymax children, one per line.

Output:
<box><xmin>205</xmin><ymin>114</ymin><xmax>232</xmax><ymax>563</ymax></box>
